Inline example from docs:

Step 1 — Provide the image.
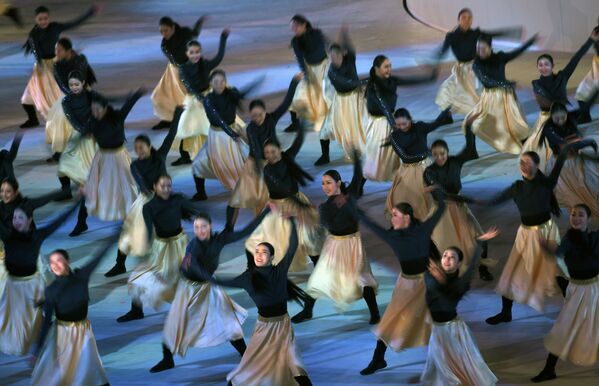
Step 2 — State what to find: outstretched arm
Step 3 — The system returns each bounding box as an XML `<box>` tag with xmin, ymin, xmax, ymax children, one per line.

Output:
<box><xmin>271</xmin><ymin>76</ymin><xmax>301</xmax><ymax>122</ymax></box>
<box><xmin>37</xmin><ymin>199</ymin><xmax>83</xmax><ymax>241</ymax></box>
<box><xmin>422</xmin><ymin>190</ymin><xmax>446</xmax><ymax>233</ymax></box>
<box><xmin>547</xmin><ymin>139</ymin><xmax>596</xmax><ymax>187</ymax></box>
<box><xmin>202</xmin><ymin>94</ymin><xmax>240</xmax><ymax>139</ymax></box>
<box><xmin>391</xmin><ymin>66</ymin><xmax>437</xmax><ymax>86</ymax></box>
<box><xmin>157</xmin><ymin>108</ymin><xmax>182</xmax><ymax>158</ymax></box>
<box><xmin>33</xmin><ymin>289</ymin><xmax>56</xmax><ymax>357</ymax></box>
<box><xmin>221</xmin><ymin>207</ymin><xmax>270</xmax><ymax>244</ymax></box>
<box><xmin>78</xmin><ymin>229</ymin><xmax>121</xmax><ymax>279</ymax></box>
<box><xmin>191</xmin><ymin>15</ymin><xmax>207</xmax><ymax>38</ymax></box>
<box><xmin>503</xmin><ymin>34</ymin><xmax>537</xmax><ymax>62</ymax></box>
<box><xmin>421</xmin><ymin>107</ymin><xmax>452</xmax><ymax>135</ymax></box>
<box><xmin>285</xmin><ymin>124</ymin><xmax>305</xmax><ymax>159</ymax></box>
<box><xmin>7</xmin><ymin>130</ymin><xmax>24</xmax><ymax>163</ymax></box>
<box><xmin>25</xmin><ymin>189</ymin><xmax>69</xmax><ymax>212</ymax></box>
<box><xmin>278</xmin><ymin>218</ymin><xmax>299</xmax><ymax>274</ymax></box>
<box><xmin>561</xmin><ymin>36</ymin><xmax>595</xmax><ymax>81</ymax></box>
<box><xmin>455</xmin><ymin>118</ymin><xmax>478</xmax><ymax>164</ymax></box>
<box><xmin>205</xmin><ymin>30</ymin><xmax>229</xmax><ymax>71</ymax></box>
<box><xmin>118</xmin><ymin>88</ymin><xmax>145</xmax><ymax>121</ymax></box>
<box><xmin>347</xmin><ymin>151</ymin><xmax>364</xmax><ymax>198</ymax></box>
<box><xmin>357</xmin><ymin>208</ymin><xmax>393</xmax><ymax>244</ymax></box>
<box><xmin>57</xmin><ymin>5</ymin><xmax>97</xmax><ymax>33</ymax></box>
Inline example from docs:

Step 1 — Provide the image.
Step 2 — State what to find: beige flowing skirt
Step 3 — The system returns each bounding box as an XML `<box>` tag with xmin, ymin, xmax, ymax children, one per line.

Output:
<box><xmin>128</xmin><ymin>232</ymin><xmax>188</xmax><ymax>310</ymax></box>
<box><xmin>31</xmin><ymin>319</ymin><xmax>108</xmax><ymax>386</ymax></box>
<box><xmin>575</xmin><ymin>55</ymin><xmax>599</xmax><ymax>102</ymax></box>
<box><xmin>172</xmin><ymin>94</ymin><xmax>210</xmax><ymax>159</ymax></box>
<box><xmin>362</xmin><ymin>115</ymin><xmax>400</xmax><ymax>181</ymax></box>
<box><xmin>306</xmin><ymin>232</ymin><xmax>378</xmax><ymax>309</ymax></box>
<box><xmin>245</xmin><ymin>193</ymin><xmax>326</xmax><ymax>272</ymax></box>
<box><xmin>163</xmin><ymin>280</ymin><xmax>247</xmax><ymax>357</ymax></box>
<box><xmin>320</xmin><ymin>88</ymin><xmax>366</xmax><ymax>158</ymax></box>
<box><xmin>435</xmin><ymin>61</ymin><xmax>481</xmax><ymax>116</ymax></box>
<box><xmin>521</xmin><ymin>111</ymin><xmax>552</xmax><ymax>172</ymax></box>
<box><xmin>57</xmin><ymin>132</ymin><xmax>98</xmax><ymax>185</ymax></box>
<box><xmin>85</xmin><ymin>147</ymin><xmax>138</xmax><ymax>221</ymax></box>
<box><xmin>151</xmin><ymin>62</ymin><xmax>187</xmax><ymax>121</ymax></box>
<box><xmin>544</xmin><ymin>276</ymin><xmax>599</xmax><ymax>366</ymax></box>
<box><xmin>0</xmin><ymin>274</ymin><xmax>44</xmax><ymax>356</ymax></box>
<box><xmin>192</xmin><ymin>125</ymin><xmax>248</xmax><ymax>191</ymax></box>
<box><xmin>496</xmin><ymin>219</ymin><xmax>560</xmax><ymax>312</ymax></box>
<box><xmin>290</xmin><ymin>60</ymin><xmax>329</xmax><ymax>132</ymax></box>
<box><xmin>21</xmin><ymin>59</ymin><xmax>62</xmax><ymax>119</ymax></box>
<box><xmin>465</xmin><ymin>88</ymin><xmax>530</xmax><ymax>155</ymax></box>
<box><xmin>421</xmin><ymin>318</ymin><xmax>497</xmax><ymax>386</ymax></box>
<box><xmin>118</xmin><ymin>193</ymin><xmax>153</xmax><ymax>257</ymax></box>
<box><xmin>374</xmin><ymin>273</ymin><xmax>432</xmax><ymax>352</ymax></box>
<box><xmin>45</xmin><ymin>96</ymin><xmax>73</xmax><ymax>153</ymax></box>
<box><xmin>227</xmin><ymin>313</ymin><xmax>308</xmax><ymax>386</ymax></box>
<box><xmin>385</xmin><ymin>159</ymin><xmax>433</xmax><ymax>220</ymax></box>
<box><xmin>228</xmin><ymin>157</ymin><xmax>269</xmax><ymax>211</ymax></box>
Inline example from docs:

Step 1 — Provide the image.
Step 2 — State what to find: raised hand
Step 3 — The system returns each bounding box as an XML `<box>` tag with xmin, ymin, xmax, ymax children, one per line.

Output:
<box><xmin>477</xmin><ymin>226</ymin><xmax>499</xmax><ymax>241</ymax></box>
<box><xmin>428</xmin><ymin>261</ymin><xmax>446</xmax><ymax>284</ymax></box>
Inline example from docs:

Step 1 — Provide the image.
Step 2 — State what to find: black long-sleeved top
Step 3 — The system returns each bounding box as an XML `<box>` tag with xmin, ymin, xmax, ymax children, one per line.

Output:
<box><xmin>328</xmin><ymin>31</ymin><xmax>360</xmax><ymax>93</ymax></box>
<box><xmin>424</xmin><ymin>125</ymin><xmax>477</xmax><ymax>194</ymax></box>
<box><xmin>87</xmin><ymin>91</ymin><xmax>142</xmax><ymax>149</ymax></box>
<box><xmin>142</xmin><ymin>193</ymin><xmax>201</xmax><ymax>239</ymax></box>
<box><xmin>542</xmin><ymin>118</ymin><xmax>582</xmax><ymax>156</ymax></box>
<box><xmin>53</xmin><ymin>53</ymin><xmax>97</xmax><ymax>94</ymax></box>
<box><xmin>181</xmin><ymin>209</ymin><xmax>270</xmax><ymax>282</ymax></box>
<box><xmin>292</xmin><ymin>28</ymin><xmax>327</xmax><ymax>73</ymax></box>
<box><xmin>0</xmin><ymin>190</ymin><xmax>65</xmax><ymax>230</ymax></box>
<box><xmin>555</xmin><ymin>229</ymin><xmax>599</xmax><ymax>280</ymax></box>
<box><xmin>179</xmin><ymin>32</ymin><xmax>228</xmax><ymax>99</ymax></box>
<box><xmin>359</xmin><ymin>194</ymin><xmax>446</xmax><ymax>275</ymax></box>
<box><xmin>247</xmin><ymin>79</ymin><xmax>299</xmax><ymax>160</ymax></box>
<box><xmin>532</xmin><ymin>38</ymin><xmax>594</xmax><ymax>110</ymax></box>
<box><xmin>23</xmin><ymin>7</ymin><xmax>95</xmax><ymax>61</ymax></box>
<box><xmin>0</xmin><ymin>131</ymin><xmax>23</xmax><ymax>183</ymax></box>
<box><xmin>0</xmin><ymin>201</ymin><xmax>80</xmax><ymax>277</ymax></box>
<box><xmin>473</xmin><ymin>35</ymin><xmax>536</xmax><ymax>89</ymax></box>
<box><xmin>203</xmin><ymin>88</ymin><xmax>243</xmax><ymax>138</ymax></box>
<box><xmin>211</xmin><ymin>220</ymin><xmax>299</xmax><ymax>317</ymax></box>
<box><xmin>161</xmin><ymin>18</ymin><xmax>204</xmax><ymax>66</ymax></box>
<box><xmin>438</xmin><ymin>27</ymin><xmax>521</xmax><ymax>62</ymax></box>
<box><xmin>263</xmin><ymin>128</ymin><xmax>304</xmax><ymax>199</ymax></box>
<box><xmin>424</xmin><ymin>241</ymin><xmax>481</xmax><ymax>323</ymax></box>
<box><xmin>62</xmin><ymin>90</ymin><xmax>93</xmax><ymax>133</ymax></box>
<box><xmin>388</xmin><ymin>109</ymin><xmax>452</xmax><ymax>163</ymax></box>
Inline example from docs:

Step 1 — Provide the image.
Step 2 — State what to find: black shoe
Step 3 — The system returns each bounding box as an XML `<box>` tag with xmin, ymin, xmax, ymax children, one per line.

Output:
<box><xmin>485</xmin><ymin>312</ymin><xmax>512</xmax><ymax>325</ymax></box>
<box><xmin>360</xmin><ymin>360</ymin><xmax>387</xmax><ymax>375</ymax></box>
<box><xmin>170</xmin><ymin>157</ymin><xmax>191</xmax><ymax>166</ymax></box>
<box><xmin>117</xmin><ymin>309</ymin><xmax>144</xmax><ymax>323</ymax></box>
<box><xmin>150</xmin><ymin>357</ymin><xmax>174</xmax><ymax>373</ymax></box>
<box><xmin>314</xmin><ymin>155</ymin><xmax>330</xmax><ymax>166</ymax></box>
<box><xmin>69</xmin><ymin>223</ymin><xmax>88</xmax><ymax>237</ymax></box>
<box><xmin>479</xmin><ymin>266</ymin><xmax>493</xmax><ymax>281</ymax></box>
<box><xmin>151</xmin><ymin>120</ymin><xmax>171</xmax><ymax>131</ymax></box>
<box><xmin>192</xmin><ymin>192</ymin><xmax>207</xmax><ymax>201</ymax></box>
<box><xmin>19</xmin><ymin>119</ymin><xmax>39</xmax><ymax>129</ymax></box>
<box><xmin>291</xmin><ymin>307</ymin><xmax>313</xmax><ymax>324</ymax></box>
<box><xmin>531</xmin><ymin>369</ymin><xmax>557</xmax><ymax>383</ymax></box>
<box><xmin>104</xmin><ymin>262</ymin><xmax>127</xmax><ymax>277</ymax></box>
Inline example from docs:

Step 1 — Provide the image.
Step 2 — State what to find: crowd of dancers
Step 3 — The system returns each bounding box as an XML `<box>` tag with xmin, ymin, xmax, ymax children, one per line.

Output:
<box><xmin>0</xmin><ymin>3</ymin><xmax>598</xmax><ymax>385</ymax></box>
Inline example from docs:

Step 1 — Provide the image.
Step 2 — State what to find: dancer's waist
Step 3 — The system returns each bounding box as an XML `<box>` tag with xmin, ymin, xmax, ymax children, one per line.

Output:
<box><xmin>520</xmin><ymin>214</ymin><xmax>552</xmax><ymax>228</ymax></box>
<box><xmin>257</xmin><ymin>303</ymin><xmax>287</xmax><ymax>318</ymax></box>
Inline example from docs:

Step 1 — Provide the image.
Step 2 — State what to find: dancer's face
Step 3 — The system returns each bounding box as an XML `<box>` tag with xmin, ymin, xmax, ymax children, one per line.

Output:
<box><xmin>476</xmin><ymin>41</ymin><xmax>491</xmax><ymax>59</ymax></box>
<box><xmin>537</xmin><ymin>58</ymin><xmax>553</xmax><ymax>77</ymax></box>
<box><xmin>35</xmin><ymin>12</ymin><xmax>50</xmax><ymax>29</ymax></box>
<box><xmin>394</xmin><ymin>116</ymin><xmax>412</xmax><ymax>132</ymax></box>
<box><xmin>263</xmin><ymin>144</ymin><xmax>282</xmax><ymax>164</ymax></box>
<box><xmin>375</xmin><ymin>59</ymin><xmax>392</xmax><ymax>79</ymax></box>
<box><xmin>551</xmin><ymin>110</ymin><xmax>567</xmax><ymax>127</ymax></box>
<box><xmin>250</xmin><ymin>106</ymin><xmax>266</xmax><ymax>126</ymax></box>
<box><xmin>441</xmin><ymin>249</ymin><xmax>461</xmax><ymax>273</ymax></box>
<box><xmin>0</xmin><ymin>182</ymin><xmax>18</xmax><ymax>203</ymax></box>
<box><xmin>154</xmin><ymin>177</ymin><xmax>172</xmax><ymax>200</ymax></box>
<box><xmin>254</xmin><ymin>244</ymin><xmax>273</xmax><ymax>267</ymax></box>
<box><xmin>519</xmin><ymin>155</ymin><xmax>538</xmax><ymax>179</ymax></box>
<box><xmin>68</xmin><ymin>78</ymin><xmax>84</xmax><ymax>94</ymax></box>
<box><xmin>290</xmin><ymin>21</ymin><xmax>306</xmax><ymax>37</ymax></box>
<box><xmin>194</xmin><ymin>218</ymin><xmax>212</xmax><ymax>241</ymax></box>
<box><xmin>49</xmin><ymin>253</ymin><xmax>70</xmax><ymax>276</ymax></box>
<box><xmin>432</xmin><ymin>145</ymin><xmax>448</xmax><ymax>166</ymax></box>
<box><xmin>186</xmin><ymin>45</ymin><xmax>202</xmax><ymax>63</ymax></box>
<box><xmin>91</xmin><ymin>102</ymin><xmax>107</xmax><ymax>120</ymax></box>
<box><xmin>330</xmin><ymin>49</ymin><xmax>343</xmax><ymax>68</ymax></box>
<box><xmin>12</xmin><ymin>208</ymin><xmax>31</xmax><ymax>233</ymax></box>
<box><xmin>159</xmin><ymin>24</ymin><xmax>175</xmax><ymax>40</ymax></box>
<box><xmin>134</xmin><ymin>139</ymin><xmax>151</xmax><ymax>159</ymax></box>
<box><xmin>54</xmin><ymin>44</ymin><xmax>70</xmax><ymax>61</ymax></box>
<box><xmin>390</xmin><ymin>208</ymin><xmax>410</xmax><ymax>230</ymax></box>
<box><xmin>321</xmin><ymin>174</ymin><xmax>341</xmax><ymax>197</ymax></box>
<box><xmin>458</xmin><ymin>11</ymin><xmax>472</xmax><ymax>31</ymax></box>
<box><xmin>570</xmin><ymin>207</ymin><xmax>589</xmax><ymax>231</ymax></box>
<box><xmin>210</xmin><ymin>74</ymin><xmax>226</xmax><ymax>94</ymax></box>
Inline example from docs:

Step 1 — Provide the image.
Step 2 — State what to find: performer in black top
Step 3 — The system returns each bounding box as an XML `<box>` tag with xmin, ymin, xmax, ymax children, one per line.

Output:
<box><xmin>0</xmin><ymin>130</ymin><xmax>23</xmax><ymax>183</ymax></box>
<box><xmin>575</xmin><ymin>20</ymin><xmax>599</xmax><ymax>123</ymax></box>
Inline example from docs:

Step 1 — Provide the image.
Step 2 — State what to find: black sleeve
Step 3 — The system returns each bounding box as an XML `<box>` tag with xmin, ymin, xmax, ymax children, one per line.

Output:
<box><xmin>358</xmin><ymin>208</ymin><xmax>393</xmax><ymax>244</ymax></box>
<box><xmin>437</xmin><ymin>32</ymin><xmax>451</xmax><ymax>58</ymax></box>
<box><xmin>0</xmin><ymin>214</ymin><xmax>10</xmax><ymax>240</ymax></box>
<box><xmin>157</xmin><ymin>108</ymin><xmax>181</xmax><ymax>158</ymax></box>
<box><xmin>34</xmin><ymin>288</ymin><xmax>56</xmax><ymax>357</ymax></box>
<box><xmin>421</xmin><ymin>108</ymin><xmax>452</xmax><ymax>135</ymax></box>
<box><xmin>340</xmin><ymin>28</ymin><xmax>355</xmax><ymax>55</ymax></box>
<box><xmin>142</xmin><ymin>203</ymin><xmax>154</xmax><ymax>243</ymax></box>
<box><xmin>211</xmin><ymin>270</ymin><xmax>252</xmax><ymax>290</ymax></box>
<box><xmin>292</xmin><ymin>38</ymin><xmax>308</xmax><ymax>74</ymax></box>
<box><xmin>118</xmin><ymin>89</ymin><xmax>144</xmax><ymax>121</ymax></box>
<box><xmin>202</xmin><ymin>95</ymin><xmax>240</xmax><ymax>139</ymax></box>
<box><xmin>285</xmin><ymin>125</ymin><xmax>304</xmax><ymax>159</ymax></box>
<box><xmin>561</xmin><ymin>38</ymin><xmax>593</xmax><ymax>81</ymax></box>
<box><xmin>487</xmin><ymin>183</ymin><xmax>516</xmax><ymax>206</ymax></box>
<box><xmin>221</xmin><ymin>208</ymin><xmax>270</xmax><ymax>244</ymax></box>
<box><xmin>191</xmin><ymin>15</ymin><xmax>207</xmax><ymax>38</ymax></box>
<box><xmin>391</xmin><ymin>69</ymin><xmax>436</xmax><ymax>86</ymax></box>
<box><xmin>278</xmin><ymin>219</ymin><xmax>299</xmax><ymax>274</ymax></box>
<box><xmin>458</xmin><ymin>240</ymin><xmax>482</xmax><ymax>286</ymax></box>
<box><xmin>37</xmin><ymin>199</ymin><xmax>82</xmax><ymax>240</ymax></box>
<box><xmin>7</xmin><ymin>130</ymin><xmax>24</xmax><ymax>163</ymax></box>
<box><xmin>180</xmin><ymin>197</ymin><xmax>206</xmax><ymax>219</ymax></box>
<box><xmin>25</xmin><ymin>189</ymin><xmax>67</xmax><ymax>212</ymax></box>
<box><xmin>503</xmin><ymin>35</ymin><xmax>536</xmax><ymax>62</ymax></box>
<box><xmin>78</xmin><ymin>231</ymin><xmax>120</xmax><ymax>279</ymax></box>
<box><xmin>422</xmin><ymin>194</ymin><xmax>446</xmax><ymax>234</ymax></box>
<box><xmin>347</xmin><ymin>153</ymin><xmax>363</xmax><ymax>197</ymax></box>
<box><xmin>454</xmin><ymin>121</ymin><xmax>478</xmax><ymax>165</ymax></box>
<box><xmin>371</xmin><ymin>85</ymin><xmax>397</xmax><ymax>128</ymax></box>
<box><xmin>205</xmin><ymin>31</ymin><xmax>228</xmax><ymax>71</ymax></box>
<box><xmin>57</xmin><ymin>6</ymin><xmax>95</xmax><ymax>33</ymax></box>
<box><xmin>547</xmin><ymin>140</ymin><xmax>595</xmax><ymax>188</ymax></box>
<box><xmin>131</xmin><ymin>163</ymin><xmax>151</xmax><ymax>195</ymax></box>
<box><xmin>271</xmin><ymin>78</ymin><xmax>300</xmax><ymax>122</ymax></box>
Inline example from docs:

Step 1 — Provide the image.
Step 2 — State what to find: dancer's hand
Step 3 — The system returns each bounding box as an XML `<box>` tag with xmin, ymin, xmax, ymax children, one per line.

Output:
<box><xmin>464</xmin><ymin>112</ymin><xmax>480</xmax><ymax>128</ymax></box>
<box><xmin>28</xmin><ymin>354</ymin><xmax>37</xmax><ymax>368</ymax></box>
<box><xmin>428</xmin><ymin>261</ymin><xmax>446</xmax><ymax>284</ymax></box>
<box><xmin>423</xmin><ymin>184</ymin><xmax>439</xmax><ymax>194</ymax></box>
<box><xmin>222</xmin><ymin>28</ymin><xmax>231</xmax><ymax>38</ymax></box>
<box><xmin>268</xmin><ymin>202</ymin><xmax>278</xmax><ymax>213</ymax></box>
<box><xmin>293</xmin><ymin>72</ymin><xmax>304</xmax><ymax>82</ymax></box>
<box><xmin>77</xmin><ymin>185</ymin><xmax>86</xmax><ymax>198</ymax></box>
<box><xmin>591</xmin><ymin>28</ymin><xmax>599</xmax><ymax>42</ymax></box>
<box><xmin>478</xmin><ymin>226</ymin><xmax>499</xmax><ymax>241</ymax></box>
<box><xmin>92</xmin><ymin>3</ymin><xmax>104</xmax><ymax>15</ymax></box>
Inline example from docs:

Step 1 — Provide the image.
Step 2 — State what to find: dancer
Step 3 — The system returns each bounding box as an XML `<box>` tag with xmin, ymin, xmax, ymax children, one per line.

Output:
<box><xmin>425</xmin><ymin>116</ymin><xmax>493</xmax><ymax>280</ymax></box>
<box><xmin>151</xmin><ymin>15</ymin><xmax>206</xmax><ymax>131</ymax></box>
<box><xmin>228</xmin><ymin>74</ymin><xmax>301</xmax><ymax>230</ymax></box>
<box><xmin>0</xmin><ymin>199</ymin><xmax>80</xmax><ymax>355</ymax></box>
<box><xmin>522</xmin><ymin>29</ymin><xmax>599</xmax><ymax>170</ymax></box>
<box><xmin>359</xmin><ymin>190</ymin><xmax>446</xmax><ymax>375</ymax></box>
<box><xmin>173</xmin><ymin>28</ymin><xmax>229</xmax><ymax>166</ymax></box>
<box><xmin>288</xmin><ymin>14</ymin><xmax>328</xmax><ymax>133</ymax></box>
<box><xmin>305</xmin><ymin>154</ymin><xmax>380</xmax><ymax>322</ymax></box>
<box><xmin>575</xmin><ymin>22</ymin><xmax>599</xmax><ymax>123</ymax></box>
<box><xmin>31</xmin><ymin>234</ymin><xmax>118</xmax><ymax>386</ymax></box>
<box><xmin>149</xmin><ymin>209</ymin><xmax>271</xmax><ymax>372</ymax></box>
<box><xmin>531</xmin><ymin>204</ymin><xmax>599</xmax><ymax>383</ymax></box>
<box><xmin>362</xmin><ymin>55</ymin><xmax>437</xmax><ymax>181</ymax></box>
<box><xmin>0</xmin><ymin>1</ymin><xmax>22</xmax><ymax>27</ymax></box>
<box><xmin>421</xmin><ymin>230</ymin><xmax>499</xmax><ymax>386</ymax></box>
<box><xmin>118</xmin><ymin>174</ymin><xmax>202</xmax><ymax>322</ymax></box>
<box><xmin>0</xmin><ymin>130</ymin><xmax>23</xmax><ymax>183</ymax></box>
<box><xmin>45</xmin><ymin>37</ymin><xmax>96</xmax><ymax>163</ymax></box>
<box><xmin>483</xmin><ymin>139</ymin><xmax>595</xmax><ymax>325</ymax></box>
<box><xmin>21</xmin><ymin>4</ymin><xmax>99</xmax><ymax>128</ymax></box>
<box><xmin>464</xmin><ymin>33</ymin><xmax>537</xmax><ymax>154</ymax></box>
<box><xmin>384</xmin><ymin>107</ymin><xmax>453</xmax><ymax>220</ymax></box>
<box><xmin>317</xmin><ymin>25</ymin><xmax>365</xmax><ymax>165</ymax></box>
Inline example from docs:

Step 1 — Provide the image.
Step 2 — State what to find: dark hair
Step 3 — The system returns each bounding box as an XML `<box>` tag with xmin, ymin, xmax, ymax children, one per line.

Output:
<box><xmin>1</xmin><ymin>177</ymin><xmax>19</xmax><ymax>191</ymax></box>
<box><xmin>393</xmin><ymin>108</ymin><xmax>412</xmax><ymax>120</ymax></box>
<box><xmin>522</xmin><ymin>151</ymin><xmax>540</xmax><ymax>165</ymax></box>
<box><xmin>264</xmin><ymin>137</ymin><xmax>281</xmax><ymax>149</ymax></box>
<box><xmin>195</xmin><ymin>212</ymin><xmax>212</xmax><ymax>224</ymax></box>
<box><xmin>393</xmin><ymin>202</ymin><xmax>422</xmax><ymax>225</ymax></box>
<box><xmin>477</xmin><ymin>34</ymin><xmax>493</xmax><ymax>47</ymax></box>
<box><xmin>329</xmin><ymin>43</ymin><xmax>342</xmax><ymax>53</ymax></box>
<box><xmin>186</xmin><ymin>40</ymin><xmax>201</xmax><ymax>49</ymax></box>
<box><xmin>159</xmin><ymin>16</ymin><xmax>175</xmax><ymax>27</ymax></box>
<box><xmin>573</xmin><ymin>203</ymin><xmax>592</xmax><ymax>218</ymax></box>
<box><xmin>153</xmin><ymin>173</ymin><xmax>172</xmax><ymax>186</ymax></box>
<box><xmin>549</xmin><ymin>101</ymin><xmax>567</xmax><ymax>115</ymax></box>
<box><xmin>366</xmin><ymin>55</ymin><xmax>390</xmax><ymax>94</ymax></box>
<box><xmin>209</xmin><ymin>69</ymin><xmax>226</xmax><ymax>81</ymax></box>
<box><xmin>56</xmin><ymin>37</ymin><xmax>73</xmax><ymax>51</ymax></box>
<box><xmin>249</xmin><ymin>99</ymin><xmax>266</xmax><ymax>111</ymax></box>
<box><xmin>537</xmin><ymin>53</ymin><xmax>554</xmax><ymax>66</ymax></box>
<box><xmin>457</xmin><ymin>8</ymin><xmax>472</xmax><ymax>19</ymax></box>
<box><xmin>431</xmin><ymin>139</ymin><xmax>449</xmax><ymax>151</ymax></box>
<box><xmin>291</xmin><ymin>14</ymin><xmax>312</xmax><ymax>30</ymax></box>
<box><xmin>50</xmin><ymin>248</ymin><xmax>70</xmax><ymax>261</ymax></box>
<box><xmin>91</xmin><ymin>92</ymin><xmax>109</xmax><ymax>107</ymax></box>
<box><xmin>68</xmin><ymin>70</ymin><xmax>85</xmax><ymax>82</ymax></box>
<box><xmin>35</xmin><ymin>6</ymin><xmax>49</xmax><ymax>15</ymax></box>
<box><xmin>14</xmin><ymin>205</ymin><xmax>33</xmax><ymax>218</ymax></box>
<box><xmin>323</xmin><ymin>169</ymin><xmax>348</xmax><ymax>194</ymax></box>
<box><xmin>256</xmin><ymin>242</ymin><xmax>275</xmax><ymax>257</ymax></box>
<box><xmin>134</xmin><ymin>134</ymin><xmax>151</xmax><ymax>147</ymax></box>
<box><xmin>446</xmin><ymin>246</ymin><xmax>464</xmax><ymax>262</ymax></box>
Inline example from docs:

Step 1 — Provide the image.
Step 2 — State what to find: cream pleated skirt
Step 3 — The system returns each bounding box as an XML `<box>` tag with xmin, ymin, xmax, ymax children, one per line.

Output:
<box><xmin>45</xmin><ymin>96</ymin><xmax>72</xmax><ymax>153</ymax></box>
<box><xmin>544</xmin><ymin>276</ymin><xmax>599</xmax><ymax>366</ymax></box>
<box><xmin>31</xmin><ymin>319</ymin><xmax>109</xmax><ymax>386</ymax></box>
<box><xmin>151</xmin><ymin>62</ymin><xmax>187</xmax><ymax>121</ymax></box>
<box><xmin>228</xmin><ymin>157</ymin><xmax>269</xmax><ymax>211</ymax></box>
<box><xmin>496</xmin><ymin>219</ymin><xmax>560</xmax><ymax>312</ymax></box>
<box><xmin>362</xmin><ymin>115</ymin><xmax>400</xmax><ymax>181</ymax></box>
<box><xmin>21</xmin><ymin>59</ymin><xmax>62</xmax><ymax>119</ymax></box>
<box><xmin>575</xmin><ymin>55</ymin><xmax>599</xmax><ymax>102</ymax></box>
<box><xmin>320</xmin><ymin>88</ymin><xmax>366</xmax><ymax>158</ymax></box>
<box><xmin>0</xmin><ymin>274</ymin><xmax>44</xmax><ymax>356</ymax></box>
<box><xmin>244</xmin><ymin>193</ymin><xmax>326</xmax><ymax>273</ymax></box>
<box><xmin>290</xmin><ymin>60</ymin><xmax>329</xmax><ymax>132</ymax></box>
<box><xmin>118</xmin><ymin>193</ymin><xmax>153</xmax><ymax>257</ymax></box>
<box><xmin>465</xmin><ymin>88</ymin><xmax>530</xmax><ymax>155</ymax></box>
<box><xmin>435</xmin><ymin>61</ymin><xmax>481</xmax><ymax>116</ymax></box>
<box><xmin>128</xmin><ymin>232</ymin><xmax>188</xmax><ymax>310</ymax></box>
<box><xmin>163</xmin><ymin>280</ymin><xmax>247</xmax><ymax>357</ymax></box>
<box><xmin>306</xmin><ymin>232</ymin><xmax>378</xmax><ymax>309</ymax></box>
<box><xmin>374</xmin><ymin>273</ymin><xmax>431</xmax><ymax>352</ymax></box>
<box><xmin>192</xmin><ymin>125</ymin><xmax>248</xmax><ymax>191</ymax></box>
<box><xmin>57</xmin><ymin>132</ymin><xmax>98</xmax><ymax>185</ymax></box>
<box><xmin>421</xmin><ymin>318</ymin><xmax>497</xmax><ymax>386</ymax></box>
<box><xmin>85</xmin><ymin>147</ymin><xmax>138</xmax><ymax>221</ymax></box>
<box><xmin>227</xmin><ymin>313</ymin><xmax>308</xmax><ymax>386</ymax></box>
<box><xmin>521</xmin><ymin>111</ymin><xmax>552</xmax><ymax>171</ymax></box>
<box><xmin>385</xmin><ymin>159</ymin><xmax>433</xmax><ymax>220</ymax></box>
<box><xmin>171</xmin><ymin>93</ymin><xmax>210</xmax><ymax>159</ymax></box>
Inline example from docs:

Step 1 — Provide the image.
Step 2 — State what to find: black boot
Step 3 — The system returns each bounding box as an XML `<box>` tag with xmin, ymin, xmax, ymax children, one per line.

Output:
<box><xmin>577</xmin><ymin>100</ymin><xmax>592</xmax><ymax>124</ymax></box>
<box><xmin>224</xmin><ymin>206</ymin><xmax>239</xmax><ymax>232</ymax></box>
<box><xmin>309</xmin><ymin>255</ymin><xmax>319</xmax><ymax>267</ymax></box>
<box><xmin>46</xmin><ymin>152</ymin><xmax>61</xmax><ymax>163</ymax></box>
<box><xmin>105</xmin><ymin>250</ymin><xmax>127</xmax><ymax>277</ymax></box>
<box><xmin>314</xmin><ymin>140</ymin><xmax>330</xmax><ymax>166</ymax></box>
<box><xmin>478</xmin><ymin>241</ymin><xmax>493</xmax><ymax>281</ymax></box>
<box><xmin>69</xmin><ymin>200</ymin><xmax>88</xmax><ymax>237</ymax></box>
<box><xmin>192</xmin><ymin>176</ymin><xmax>207</xmax><ymax>201</ymax></box>
<box><xmin>171</xmin><ymin>143</ymin><xmax>191</xmax><ymax>166</ymax></box>
<box><xmin>556</xmin><ymin>276</ymin><xmax>569</xmax><ymax>297</ymax></box>
<box><xmin>362</xmin><ymin>286</ymin><xmax>380</xmax><ymax>324</ymax></box>
<box><xmin>117</xmin><ymin>302</ymin><xmax>144</xmax><ymax>323</ymax></box>
<box><xmin>56</xmin><ymin>177</ymin><xmax>73</xmax><ymax>201</ymax></box>
<box><xmin>291</xmin><ymin>295</ymin><xmax>315</xmax><ymax>324</ymax></box>
<box><xmin>5</xmin><ymin>7</ymin><xmax>23</xmax><ymax>28</ymax></box>
<box><xmin>360</xmin><ymin>340</ymin><xmax>387</xmax><ymax>375</ymax></box>
<box><xmin>485</xmin><ymin>296</ymin><xmax>513</xmax><ymax>325</ymax></box>
<box><xmin>150</xmin><ymin>343</ymin><xmax>174</xmax><ymax>373</ymax></box>
<box><xmin>294</xmin><ymin>375</ymin><xmax>313</xmax><ymax>386</ymax></box>
<box><xmin>230</xmin><ymin>338</ymin><xmax>247</xmax><ymax>356</ymax></box>
<box><xmin>151</xmin><ymin>120</ymin><xmax>171</xmax><ymax>131</ymax></box>
<box><xmin>20</xmin><ymin>104</ymin><xmax>39</xmax><ymax>128</ymax></box>
<box><xmin>283</xmin><ymin>111</ymin><xmax>299</xmax><ymax>132</ymax></box>
<box><xmin>531</xmin><ymin>353</ymin><xmax>558</xmax><ymax>383</ymax></box>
